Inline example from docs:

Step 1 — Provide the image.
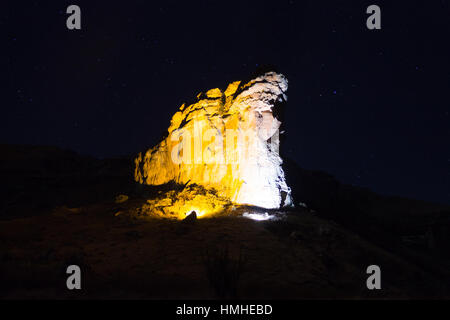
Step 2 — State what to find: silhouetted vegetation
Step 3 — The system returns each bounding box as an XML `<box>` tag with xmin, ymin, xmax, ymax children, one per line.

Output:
<box><xmin>202</xmin><ymin>244</ymin><xmax>246</xmax><ymax>299</ymax></box>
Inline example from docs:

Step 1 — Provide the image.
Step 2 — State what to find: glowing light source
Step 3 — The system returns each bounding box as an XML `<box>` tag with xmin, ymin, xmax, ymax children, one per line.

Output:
<box><xmin>140</xmin><ymin>184</ymin><xmax>231</xmax><ymax>219</ymax></box>
<box><xmin>242</xmin><ymin>212</ymin><xmax>275</xmax><ymax>221</ymax></box>
<box><xmin>186</xmin><ymin>209</ymin><xmax>205</xmax><ymax>218</ymax></box>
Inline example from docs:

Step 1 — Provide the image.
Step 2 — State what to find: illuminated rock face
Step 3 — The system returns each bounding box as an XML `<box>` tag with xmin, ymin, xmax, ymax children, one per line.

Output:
<box><xmin>135</xmin><ymin>72</ymin><xmax>292</xmax><ymax>210</ymax></box>
<box><xmin>142</xmin><ymin>184</ymin><xmax>233</xmax><ymax>220</ymax></box>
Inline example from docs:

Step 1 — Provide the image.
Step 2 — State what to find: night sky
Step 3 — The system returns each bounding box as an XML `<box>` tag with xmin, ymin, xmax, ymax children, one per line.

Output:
<box><xmin>4</xmin><ymin>1</ymin><xmax>450</xmax><ymax>204</ymax></box>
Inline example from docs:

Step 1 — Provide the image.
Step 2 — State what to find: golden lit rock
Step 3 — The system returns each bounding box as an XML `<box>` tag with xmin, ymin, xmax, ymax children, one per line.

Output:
<box><xmin>141</xmin><ymin>184</ymin><xmax>232</xmax><ymax>220</ymax></box>
<box><xmin>135</xmin><ymin>71</ymin><xmax>292</xmax><ymax>217</ymax></box>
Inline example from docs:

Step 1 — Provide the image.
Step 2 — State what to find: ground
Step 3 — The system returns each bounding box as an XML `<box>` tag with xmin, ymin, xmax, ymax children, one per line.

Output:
<box><xmin>1</xmin><ymin>199</ymin><xmax>447</xmax><ymax>299</ymax></box>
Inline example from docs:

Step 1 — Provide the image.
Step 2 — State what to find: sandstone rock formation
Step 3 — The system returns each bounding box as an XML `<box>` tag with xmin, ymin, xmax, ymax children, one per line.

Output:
<box><xmin>135</xmin><ymin>72</ymin><xmax>292</xmax><ymax>212</ymax></box>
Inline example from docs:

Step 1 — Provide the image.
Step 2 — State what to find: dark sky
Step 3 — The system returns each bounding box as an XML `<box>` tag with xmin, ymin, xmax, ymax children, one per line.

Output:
<box><xmin>4</xmin><ymin>0</ymin><xmax>450</xmax><ymax>205</ymax></box>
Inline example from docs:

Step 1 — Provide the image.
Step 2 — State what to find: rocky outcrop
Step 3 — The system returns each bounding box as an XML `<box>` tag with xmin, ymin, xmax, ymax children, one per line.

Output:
<box><xmin>141</xmin><ymin>184</ymin><xmax>232</xmax><ymax>219</ymax></box>
<box><xmin>134</xmin><ymin>72</ymin><xmax>292</xmax><ymax>209</ymax></box>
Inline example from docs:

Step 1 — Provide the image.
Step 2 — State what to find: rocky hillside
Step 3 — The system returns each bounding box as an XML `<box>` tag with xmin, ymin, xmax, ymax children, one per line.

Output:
<box><xmin>0</xmin><ymin>144</ymin><xmax>133</xmax><ymax>219</ymax></box>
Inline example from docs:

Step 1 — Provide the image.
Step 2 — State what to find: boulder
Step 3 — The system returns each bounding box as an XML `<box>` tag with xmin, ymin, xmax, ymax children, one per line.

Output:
<box><xmin>135</xmin><ymin>72</ymin><xmax>292</xmax><ymax>209</ymax></box>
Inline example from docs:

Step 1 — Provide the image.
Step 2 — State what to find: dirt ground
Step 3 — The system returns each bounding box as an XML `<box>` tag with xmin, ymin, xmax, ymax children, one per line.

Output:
<box><xmin>1</xmin><ymin>198</ymin><xmax>448</xmax><ymax>299</ymax></box>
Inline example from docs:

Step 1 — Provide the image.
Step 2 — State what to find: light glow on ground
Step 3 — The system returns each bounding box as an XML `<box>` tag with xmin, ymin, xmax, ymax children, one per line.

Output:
<box><xmin>242</xmin><ymin>212</ymin><xmax>275</xmax><ymax>221</ymax></box>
